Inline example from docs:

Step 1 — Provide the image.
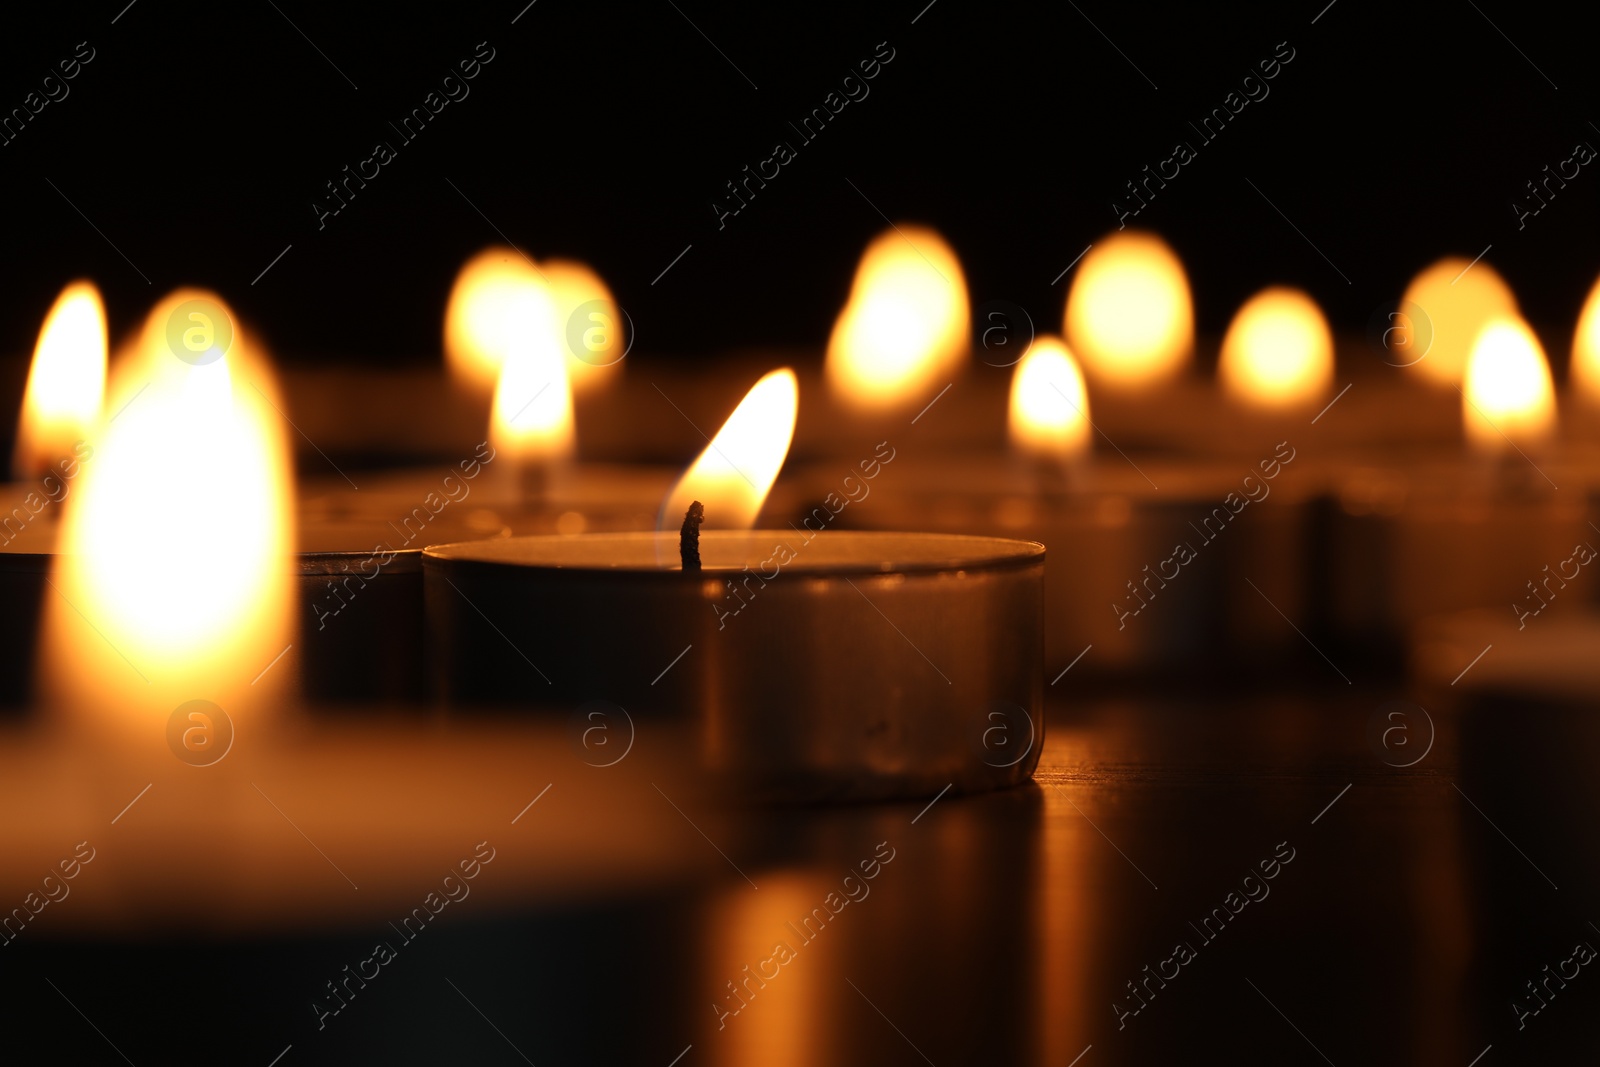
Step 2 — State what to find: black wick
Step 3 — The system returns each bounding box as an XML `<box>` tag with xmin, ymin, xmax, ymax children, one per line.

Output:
<box><xmin>680</xmin><ymin>500</ymin><xmax>705</xmax><ymax>571</ymax></box>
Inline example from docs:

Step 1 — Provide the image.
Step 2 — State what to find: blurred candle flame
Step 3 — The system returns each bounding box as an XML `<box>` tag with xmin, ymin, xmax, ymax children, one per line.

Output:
<box><xmin>1008</xmin><ymin>336</ymin><xmax>1091</xmax><ymax>461</ymax></box>
<box><xmin>1065</xmin><ymin>232</ymin><xmax>1192</xmax><ymax>389</ymax></box>
<box><xmin>1400</xmin><ymin>257</ymin><xmax>1518</xmax><ymax>387</ymax></box>
<box><xmin>44</xmin><ymin>290</ymin><xmax>295</xmax><ymax>725</ymax></box>
<box><xmin>825</xmin><ymin>226</ymin><xmax>968</xmax><ymax>409</ymax></box>
<box><xmin>663</xmin><ymin>368</ymin><xmax>798</xmax><ymax>530</ymax></box>
<box><xmin>13</xmin><ymin>281</ymin><xmax>107</xmax><ymax>480</ymax></box>
<box><xmin>444</xmin><ymin>247</ymin><xmax>547</xmax><ymax>392</ymax></box>
<box><xmin>488</xmin><ymin>283</ymin><xmax>577</xmax><ymax>465</ymax></box>
<box><xmin>1570</xmin><ymin>273</ymin><xmax>1600</xmax><ymax>402</ymax></box>
<box><xmin>1218</xmin><ymin>287</ymin><xmax>1333</xmax><ymax>409</ymax></box>
<box><xmin>544</xmin><ymin>258</ymin><xmax>625</xmax><ymax>394</ymax></box>
<box><xmin>1462</xmin><ymin>317</ymin><xmax>1555</xmax><ymax>452</ymax></box>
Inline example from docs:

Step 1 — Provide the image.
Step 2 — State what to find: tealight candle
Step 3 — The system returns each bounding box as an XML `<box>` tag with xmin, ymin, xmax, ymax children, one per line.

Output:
<box><xmin>1316</xmin><ymin>314</ymin><xmax>1596</xmax><ymax>653</ymax></box>
<box><xmin>811</xmin><ymin>453</ymin><xmax>1319</xmax><ymax>677</ymax></box>
<box><xmin>424</xmin><ymin>529</ymin><xmax>1044</xmax><ymax>803</ymax></box>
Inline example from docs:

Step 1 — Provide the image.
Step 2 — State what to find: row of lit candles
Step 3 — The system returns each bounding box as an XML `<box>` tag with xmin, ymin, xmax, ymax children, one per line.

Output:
<box><xmin>16</xmin><ymin>229</ymin><xmax>1596</xmax><ymax>496</ymax></box>
<box><xmin>6</xmin><ymin>220</ymin><xmax>1592</xmax><ymax>737</ymax></box>
<box><xmin>443</xmin><ymin>231</ymin><xmax>1590</xmax><ymax>460</ymax></box>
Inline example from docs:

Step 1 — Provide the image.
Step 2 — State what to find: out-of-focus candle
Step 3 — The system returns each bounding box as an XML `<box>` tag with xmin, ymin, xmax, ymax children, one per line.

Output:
<box><xmin>13</xmin><ymin>281</ymin><xmax>106</xmax><ymax>479</ymax></box>
<box><xmin>1568</xmin><ymin>272</ymin><xmax>1600</xmax><ymax>403</ymax></box>
<box><xmin>1007</xmin><ymin>336</ymin><xmax>1090</xmax><ymax>463</ymax></box>
<box><xmin>1462</xmin><ymin>317</ymin><xmax>1555</xmax><ymax>453</ymax></box>
<box><xmin>825</xmin><ymin>225</ymin><xmax>969</xmax><ymax>412</ymax></box>
<box><xmin>443</xmin><ymin>246</ymin><xmax>546</xmax><ymax>394</ymax></box>
<box><xmin>544</xmin><ymin>258</ymin><xmax>626</xmax><ymax>395</ymax></box>
<box><xmin>1398</xmin><ymin>257</ymin><xmax>1518</xmax><ymax>387</ymax></box>
<box><xmin>489</xmin><ymin>291</ymin><xmax>577</xmax><ymax>502</ymax></box>
<box><xmin>1218</xmin><ymin>286</ymin><xmax>1333</xmax><ymax>410</ymax></box>
<box><xmin>42</xmin><ymin>290</ymin><xmax>296</xmax><ymax>733</ymax></box>
<box><xmin>1064</xmin><ymin>231</ymin><xmax>1192</xmax><ymax>390</ymax></box>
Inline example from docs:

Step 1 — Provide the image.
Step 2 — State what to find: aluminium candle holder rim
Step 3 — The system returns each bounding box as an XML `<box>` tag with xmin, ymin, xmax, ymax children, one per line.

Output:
<box><xmin>0</xmin><ymin>550</ymin><xmax>54</xmax><ymax>574</ymax></box>
<box><xmin>423</xmin><ymin>530</ymin><xmax>1047</xmax><ymax>805</ymax></box>
<box><xmin>296</xmin><ymin>548</ymin><xmax>423</xmax><ymax>576</ymax></box>
<box><xmin>423</xmin><ymin>528</ymin><xmax>1045</xmax><ymax>577</ymax></box>
<box><xmin>0</xmin><ymin>549</ymin><xmax>431</xmax><ymax>577</ymax></box>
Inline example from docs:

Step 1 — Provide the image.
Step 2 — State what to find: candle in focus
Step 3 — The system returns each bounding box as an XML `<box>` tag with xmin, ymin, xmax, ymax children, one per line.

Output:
<box><xmin>1398</xmin><ymin>257</ymin><xmax>1518</xmax><ymax>387</ymax></box>
<box><xmin>426</xmin><ymin>530</ymin><xmax>1045</xmax><ymax>802</ymax></box>
<box><xmin>661</xmin><ymin>367</ymin><xmax>799</xmax><ymax>532</ymax></box>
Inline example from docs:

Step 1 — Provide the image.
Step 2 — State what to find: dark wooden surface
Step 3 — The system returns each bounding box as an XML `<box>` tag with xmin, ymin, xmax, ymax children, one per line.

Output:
<box><xmin>3</xmin><ymin>689</ymin><xmax>1595</xmax><ymax>1065</ymax></box>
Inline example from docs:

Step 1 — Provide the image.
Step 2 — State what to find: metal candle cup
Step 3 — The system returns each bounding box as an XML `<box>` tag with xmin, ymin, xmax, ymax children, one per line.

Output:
<box><xmin>791</xmin><ymin>454</ymin><xmax>1320</xmax><ymax>679</ymax></box>
<box><xmin>1318</xmin><ymin>455</ymin><xmax>1598</xmax><ymax>658</ymax></box>
<box><xmin>292</xmin><ymin>463</ymin><xmax>680</xmax><ymax>705</ymax></box>
<box><xmin>424</xmin><ymin>530</ymin><xmax>1045</xmax><ymax>803</ymax></box>
<box><xmin>2</xmin><ymin>507</ymin><xmax>507</xmax><ymax>711</ymax></box>
<box><xmin>0</xmin><ymin>530</ymin><xmax>53</xmax><ymax>710</ymax></box>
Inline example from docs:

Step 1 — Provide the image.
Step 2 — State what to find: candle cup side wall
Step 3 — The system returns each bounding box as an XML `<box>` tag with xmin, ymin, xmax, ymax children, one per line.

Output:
<box><xmin>423</xmin><ymin>544</ymin><xmax>1044</xmax><ymax>803</ymax></box>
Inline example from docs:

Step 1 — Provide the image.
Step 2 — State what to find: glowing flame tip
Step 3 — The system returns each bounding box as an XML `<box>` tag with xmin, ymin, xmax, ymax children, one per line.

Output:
<box><xmin>664</xmin><ymin>368</ymin><xmax>799</xmax><ymax>531</ymax></box>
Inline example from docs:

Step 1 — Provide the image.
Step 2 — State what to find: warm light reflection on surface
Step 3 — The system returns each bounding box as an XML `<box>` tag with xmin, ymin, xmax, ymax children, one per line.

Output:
<box><xmin>1462</xmin><ymin>318</ymin><xmax>1555</xmax><ymax>452</ymax></box>
<box><xmin>1035</xmin><ymin>782</ymin><xmax>1095</xmax><ymax>1065</ymax></box>
<box><xmin>1218</xmin><ymin>287</ymin><xmax>1333</xmax><ymax>409</ymax></box>
<box><xmin>825</xmin><ymin>226</ymin><xmax>969</xmax><ymax>409</ymax></box>
<box><xmin>44</xmin><ymin>290</ymin><xmax>295</xmax><ymax>725</ymax></box>
<box><xmin>663</xmin><ymin>368</ymin><xmax>798</xmax><ymax>530</ymax></box>
<box><xmin>1570</xmin><ymin>272</ymin><xmax>1600</xmax><ymax>402</ymax></box>
<box><xmin>1065</xmin><ymin>232</ymin><xmax>1192</xmax><ymax>389</ymax></box>
<box><xmin>544</xmin><ymin>258</ymin><xmax>625</xmax><ymax>394</ymax></box>
<box><xmin>1400</xmin><ymin>258</ymin><xmax>1519</xmax><ymax>387</ymax></box>
<box><xmin>1008</xmin><ymin>336</ymin><xmax>1091</xmax><ymax>460</ymax></box>
<box><xmin>13</xmin><ymin>281</ymin><xmax>106</xmax><ymax>479</ymax></box>
<box><xmin>703</xmin><ymin>875</ymin><xmax>827</xmax><ymax>1065</ymax></box>
<box><xmin>0</xmin><ymin>721</ymin><xmax>697</xmax><ymax>931</ymax></box>
<box><xmin>443</xmin><ymin>247</ymin><xmax>549</xmax><ymax>392</ymax></box>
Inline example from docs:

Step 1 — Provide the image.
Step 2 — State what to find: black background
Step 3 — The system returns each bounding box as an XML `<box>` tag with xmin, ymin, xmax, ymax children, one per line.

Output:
<box><xmin>0</xmin><ymin>0</ymin><xmax>1594</xmax><ymax>366</ymax></box>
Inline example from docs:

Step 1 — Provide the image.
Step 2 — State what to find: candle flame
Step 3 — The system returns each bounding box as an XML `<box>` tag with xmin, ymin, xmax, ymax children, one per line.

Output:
<box><xmin>44</xmin><ymin>290</ymin><xmax>295</xmax><ymax>725</ymax></box>
<box><xmin>444</xmin><ymin>247</ymin><xmax>546</xmax><ymax>392</ymax></box>
<box><xmin>13</xmin><ymin>281</ymin><xmax>107</xmax><ymax>479</ymax></box>
<box><xmin>1462</xmin><ymin>317</ymin><xmax>1555</xmax><ymax>452</ymax></box>
<box><xmin>1218</xmin><ymin>287</ymin><xmax>1334</xmax><ymax>409</ymax></box>
<box><xmin>1570</xmin><ymin>272</ymin><xmax>1600</xmax><ymax>403</ymax></box>
<box><xmin>544</xmin><ymin>258</ymin><xmax>625</xmax><ymax>394</ymax></box>
<box><xmin>1399</xmin><ymin>257</ymin><xmax>1518</xmax><ymax>387</ymax></box>
<box><xmin>663</xmin><ymin>368</ymin><xmax>798</xmax><ymax>530</ymax></box>
<box><xmin>825</xmin><ymin>226</ymin><xmax>969</xmax><ymax>409</ymax></box>
<box><xmin>489</xmin><ymin>324</ymin><xmax>576</xmax><ymax>463</ymax></box>
<box><xmin>1008</xmin><ymin>336</ymin><xmax>1091</xmax><ymax>460</ymax></box>
<box><xmin>1065</xmin><ymin>232</ymin><xmax>1192</xmax><ymax>389</ymax></box>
